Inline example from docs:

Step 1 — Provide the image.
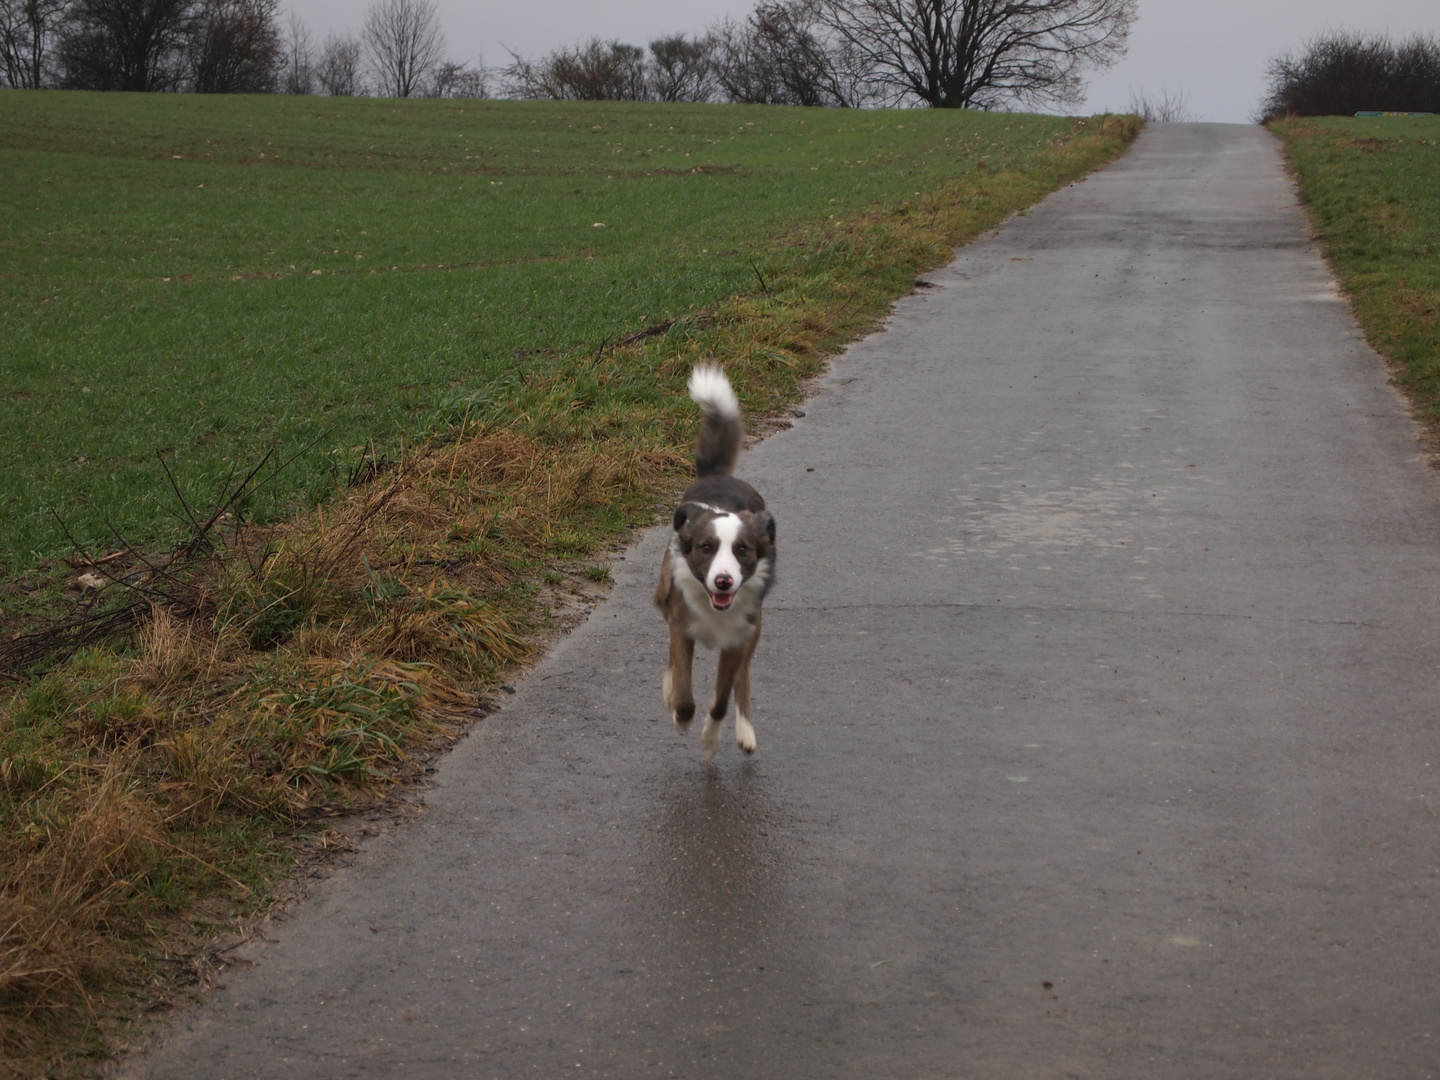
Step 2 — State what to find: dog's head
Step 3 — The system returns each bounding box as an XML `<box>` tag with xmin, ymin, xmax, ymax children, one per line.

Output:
<box><xmin>672</xmin><ymin>503</ymin><xmax>775</xmax><ymax>611</ymax></box>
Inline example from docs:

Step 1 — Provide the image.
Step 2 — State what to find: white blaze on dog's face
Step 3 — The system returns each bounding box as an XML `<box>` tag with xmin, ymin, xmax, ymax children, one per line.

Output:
<box><xmin>674</xmin><ymin>505</ymin><xmax>773</xmax><ymax>612</ymax></box>
<box><xmin>702</xmin><ymin>514</ymin><xmax>744</xmax><ymax>609</ymax></box>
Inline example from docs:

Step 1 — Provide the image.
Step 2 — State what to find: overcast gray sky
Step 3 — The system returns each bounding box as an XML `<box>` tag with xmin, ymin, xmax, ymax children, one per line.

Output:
<box><xmin>286</xmin><ymin>0</ymin><xmax>1438</xmax><ymax>123</ymax></box>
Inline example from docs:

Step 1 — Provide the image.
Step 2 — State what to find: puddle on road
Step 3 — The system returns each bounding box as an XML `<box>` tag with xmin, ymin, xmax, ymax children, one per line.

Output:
<box><xmin>639</xmin><ymin>761</ymin><xmax>793</xmax><ymax>944</ymax></box>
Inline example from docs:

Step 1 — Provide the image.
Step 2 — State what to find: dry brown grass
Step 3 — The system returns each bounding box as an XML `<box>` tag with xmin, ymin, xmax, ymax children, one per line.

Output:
<box><xmin>2</xmin><ymin>754</ymin><xmax>169</xmax><ymax>1071</ymax></box>
<box><xmin>0</xmin><ymin>425</ymin><xmax>689</xmax><ymax>1076</ymax></box>
<box><xmin>0</xmin><ymin>112</ymin><xmax>1140</xmax><ymax>1078</ymax></box>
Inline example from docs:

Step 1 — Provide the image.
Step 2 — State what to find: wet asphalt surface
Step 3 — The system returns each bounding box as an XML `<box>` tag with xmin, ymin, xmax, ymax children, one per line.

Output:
<box><xmin>131</xmin><ymin>124</ymin><xmax>1440</xmax><ymax>1079</ymax></box>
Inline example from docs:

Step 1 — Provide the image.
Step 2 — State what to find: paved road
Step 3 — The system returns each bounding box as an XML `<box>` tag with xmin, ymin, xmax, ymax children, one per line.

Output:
<box><xmin>134</xmin><ymin>123</ymin><xmax>1440</xmax><ymax>1079</ymax></box>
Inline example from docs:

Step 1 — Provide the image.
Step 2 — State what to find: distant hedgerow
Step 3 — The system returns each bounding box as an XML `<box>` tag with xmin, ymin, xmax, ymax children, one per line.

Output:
<box><xmin>1258</xmin><ymin>31</ymin><xmax>1440</xmax><ymax>121</ymax></box>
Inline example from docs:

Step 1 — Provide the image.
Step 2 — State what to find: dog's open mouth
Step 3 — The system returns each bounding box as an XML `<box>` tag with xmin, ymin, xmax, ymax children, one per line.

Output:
<box><xmin>708</xmin><ymin>591</ymin><xmax>734</xmax><ymax>611</ymax></box>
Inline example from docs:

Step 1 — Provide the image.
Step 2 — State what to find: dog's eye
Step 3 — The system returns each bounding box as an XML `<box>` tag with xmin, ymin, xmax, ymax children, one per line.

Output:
<box><xmin>734</xmin><ymin>545</ymin><xmax>749</xmax><ymax>557</ymax></box>
<box><xmin>699</xmin><ymin>542</ymin><xmax>715</xmax><ymax>553</ymax></box>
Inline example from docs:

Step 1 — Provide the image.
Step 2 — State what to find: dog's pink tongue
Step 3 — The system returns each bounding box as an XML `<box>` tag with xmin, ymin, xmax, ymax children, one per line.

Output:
<box><xmin>710</xmin><ymin>591</ymin><xmax>733</xmax><ymax>609</ymax></box>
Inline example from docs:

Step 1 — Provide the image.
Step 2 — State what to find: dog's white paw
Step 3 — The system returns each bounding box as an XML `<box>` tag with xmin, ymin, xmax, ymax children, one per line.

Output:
<box><xmin>701</xmin><ymin>717</ymin><xmax>722</xmax><ymax>761</ymax></box>
<box><xmin>735</xmin><ymin>714</ymin><xmax>756</xmax><ymax>754</ymax></box>
<box><xmin>662</xmin><ymin>667</ymin><xmax>675</xmax><ymax>709</ymax></box>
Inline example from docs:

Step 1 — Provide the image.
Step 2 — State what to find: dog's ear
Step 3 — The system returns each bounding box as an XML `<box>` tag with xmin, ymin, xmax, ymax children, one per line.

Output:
<box><xmin>673</xmin><ymin>506</ymin><xmax>702</xmax><ymax>535</ymax></box>
<box><xmin>753</xmin><ymin>509</ymin><xmax>776</xmax><ymax>550</ymax></box>
<box><xmin>672</xmin><ymin>504</ymin><xmax>696</xmax><ymax>551</ymax></box>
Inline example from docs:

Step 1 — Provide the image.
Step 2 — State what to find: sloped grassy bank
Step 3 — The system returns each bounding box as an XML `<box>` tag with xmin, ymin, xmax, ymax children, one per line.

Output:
<box><xmin>1270</xmin><ymin>116</ymin><xmax>1440</xmax><ymax>415</ymax></box>
<box><xmin>0</xmin><ymin>109</ymin><xmax>1139</xmax><ymax>1077</ymax></box>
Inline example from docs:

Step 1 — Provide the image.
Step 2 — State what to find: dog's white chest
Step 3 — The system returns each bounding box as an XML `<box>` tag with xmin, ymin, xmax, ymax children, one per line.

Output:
<box><xmin>674</xmin><ymin>560</ymin><xmax>767</xmax><ymax>652</ymax></box>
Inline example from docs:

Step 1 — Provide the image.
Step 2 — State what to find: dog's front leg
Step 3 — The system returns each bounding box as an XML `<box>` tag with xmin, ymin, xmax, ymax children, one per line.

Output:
<box><xmin>663</xmin><ymin>626</ymin><xmax>696</xmax><ymax>730</ymax></box>
<box><xmin>732</xmin><ymin>626</ymin><xmax>760</xmax><ymax>754</ymax></box>
<box><xmin>703</xmin><ymin>646</ymin><xmax>745</xmax><ymax>760</ymax></box>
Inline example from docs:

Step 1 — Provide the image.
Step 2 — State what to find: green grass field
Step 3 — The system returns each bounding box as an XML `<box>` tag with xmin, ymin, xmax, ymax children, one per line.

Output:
<box><xmin>2</xmin><ymin>92</ymin><xmax>1080</xmax><ymax>575</ymax></box>
<box><xmin>1270</xmin><ymin>116</ymin><xmax>1440</xmax><ymax>410</ymax></box>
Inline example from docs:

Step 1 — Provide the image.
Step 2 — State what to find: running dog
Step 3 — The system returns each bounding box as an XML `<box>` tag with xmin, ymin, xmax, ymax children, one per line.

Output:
<box><xmin>654</xmin><ymin>366</ymin><xmax>776</xmax><ymax>760</ymax></box>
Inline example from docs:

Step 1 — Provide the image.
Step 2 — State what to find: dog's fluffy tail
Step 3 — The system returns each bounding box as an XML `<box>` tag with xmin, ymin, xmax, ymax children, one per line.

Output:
<box><xmin>689</xmin><ymin>365</ymin><xmax>743</xmax><ymax>478</ymax></box>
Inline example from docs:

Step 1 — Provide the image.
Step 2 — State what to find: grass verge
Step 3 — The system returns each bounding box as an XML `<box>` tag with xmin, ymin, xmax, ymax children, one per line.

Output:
<box><xmin>1269</xmin><ymin>116</ymin><xmax>1440</xmax><ymax>417</ymax></box>
<box><xmin>1</xmin><ymin>102</ymin><xmax>1139</xmax><ymax>1077</ymax></box>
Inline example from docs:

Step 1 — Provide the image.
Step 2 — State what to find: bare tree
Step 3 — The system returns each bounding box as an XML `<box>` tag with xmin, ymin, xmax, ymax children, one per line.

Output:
<box><xmin>712</xmin><ymin>0</ymin><xmax>869</xmax><ymax>107</ymax></box>
<box><xmin>503</xmin><ymin>37</ymin><xmax>647</xmax><ymax>101</ymax></box>
<box><xmin>429</xmin><ymin>57</ymin><xmax>485</xmax><ymax>97</ymax></box>
<box><xmin>647</xmin><ymin>32</ymin><xmax>715</xmax><ymax>102</ymax></box>
<box><xmin>315</xmin><ymin>30</ymin><xmax>361</xmax><ymax>94</ymax></box>
<box><xmin>821</xmin><ymin>0</ymin><xmax>1136</xmax><ymax>109</ymax></box>
<box><xmin>1258</xmin><ymin>31</ymin><xmax>1440</xmax><ymax>120</ymax></box>
<box><xmin>709</xmin><ymin>16</ymin><xmax>782</xmax><ymax>104</ymax></box>
<box><xmin>279</xmin><ymin>11</ymin><xmax>312</xmax><ymax>92</ymax></box>
<box><xmin>1</xmin><ymin>0</ymin><xmax>65</xmax><ymax>87</ymax></box>
<box><xmin>57</xmin><ymin>0</ymin><xmax>196</xmax><ymax>90</ymax></box>
<box><xmin>1390</xmin><ymin>34</ymin><xmax>1440</xmax><ymax>111</ymax></box>
<box><xmin>1127</xmin><ymin>86</ymin><xmax>1193</xmax><ymax>122</ymax></box>
<box><xmin>189</xmin><ymin>0</ymin><xmax>279</xmax><ymax>92</ymax></box>
<box><xmin>362</xmin><ymin>0</ymin><xmax>442</xmax><ymax>97</ymax></box>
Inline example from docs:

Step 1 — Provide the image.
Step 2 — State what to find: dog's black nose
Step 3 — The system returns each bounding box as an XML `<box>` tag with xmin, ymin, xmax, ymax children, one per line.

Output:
<box><xmin>713</xmin><ymin>573</ymin><xmax>734</xmax><ymax>593</ymax></box>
